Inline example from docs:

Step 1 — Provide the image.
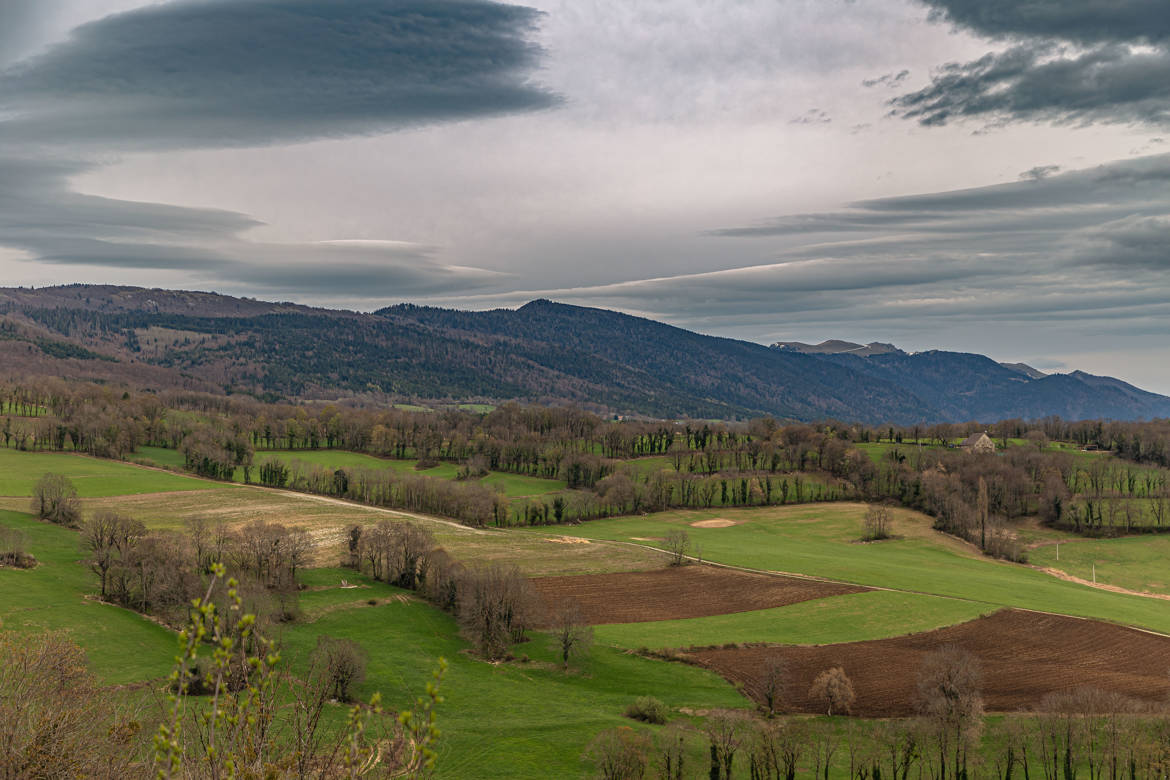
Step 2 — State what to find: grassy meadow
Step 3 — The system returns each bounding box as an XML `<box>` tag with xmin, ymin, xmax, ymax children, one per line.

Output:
<box><xmin>550</xmin><ymin>503</ymin><xmax>1170</xmax><ymax>634</ymax></box>
<box><xmin>133</xmin><ymin>445</ymin><xmax>570</xmax><ymax>499</ymax></box>
<box><xmin>7</xmin><ymin>446</ymin><xmax>1170</xmax><ymax>777</ymax></box>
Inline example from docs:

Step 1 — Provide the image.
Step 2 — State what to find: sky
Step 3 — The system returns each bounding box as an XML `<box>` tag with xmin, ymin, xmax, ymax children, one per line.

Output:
<box><xmin>1</xmin><ymin>0</ymin><xmax>1169</xmax><ymax>390</ymax></box>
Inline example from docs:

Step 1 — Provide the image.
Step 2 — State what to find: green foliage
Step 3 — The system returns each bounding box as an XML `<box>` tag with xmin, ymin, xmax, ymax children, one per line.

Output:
<box><xmin>624</xmin><ymin>695</ymin><xmax>669</xmax><ymax>725</ymax></box>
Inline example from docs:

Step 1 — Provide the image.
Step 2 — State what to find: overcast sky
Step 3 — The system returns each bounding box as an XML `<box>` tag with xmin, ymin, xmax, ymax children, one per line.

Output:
<box><xmin>2</xmin><ymin>0</ymin><xmax>1169</xmax><ymax>390</ymax></box>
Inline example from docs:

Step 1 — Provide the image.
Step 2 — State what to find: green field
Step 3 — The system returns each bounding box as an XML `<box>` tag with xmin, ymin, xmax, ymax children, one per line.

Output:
<box><xmin>132</xmin><ymin>446</ymin><xmax>571</xmax><ymax>499</ymax></box>
<box><xmin>276</xmin><ymin>589</ymin><xmax>748</xmax><ymax>778</ymax></box>
<box><xmin>0</xmin><ymin>448</ymin><xmax>223</xmax><ymax>497</ymax></box>
<box><xmin>550</xmin><ymin>504</ymin><xmax>1170</xmax><ymax>634</ymax></box>
<box><xmin>594</xmin><ymin>589</ymin><xmax>992</xmax><ymax>649</ymax></box>
<box><xmin>0</xmin><ymin>510</ymin><xmax>176</xmax><ymax>683</ymax></box>
<box><xmin>0</xmin><ymin>505</ymin><xmax>749</xmax><ymax>779</ymax></box>
<box><xmin>1028</xmin><ymin>534</ymin><xmax>1170</xmax><ymax>596</ymax></box>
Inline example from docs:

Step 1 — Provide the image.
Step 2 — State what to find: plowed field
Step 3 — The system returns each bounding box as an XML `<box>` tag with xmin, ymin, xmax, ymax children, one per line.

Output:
<box><xmin>690</xmin><ymin>609</ymin><xmax>1170</xmax><ymax>716</ymax></box>
<box><xmin>530</xmin><ymin>565</ymin><xmax>866</xmax><ymax>625</ymax></box>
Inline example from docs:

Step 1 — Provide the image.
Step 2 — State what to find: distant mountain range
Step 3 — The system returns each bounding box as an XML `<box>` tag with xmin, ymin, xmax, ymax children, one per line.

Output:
<box><xmin>1</xmin><ymin>284</ymin><xmax>1167</xmax><ymax>424</ymax></box>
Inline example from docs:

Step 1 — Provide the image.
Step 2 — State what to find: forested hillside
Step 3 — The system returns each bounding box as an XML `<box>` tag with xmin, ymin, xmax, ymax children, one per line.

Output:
<box><xmin>1</xmin><ymin>285</ymin><xmax>1168</xmax><ymax>424</ymax></box>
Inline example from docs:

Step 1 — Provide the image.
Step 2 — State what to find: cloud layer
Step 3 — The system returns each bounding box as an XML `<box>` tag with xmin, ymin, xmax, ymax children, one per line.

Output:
<box><xmin>0</xmin><ymin>0</ymin><xmax>557</xmax><ymax>149</ymax></box>
<box><xmin>891</xmin><ymin>0</ymin><xmax>1170</xmax><ymax>130</ymax></box>
<box><xmin>428</xmin><ymin>154</ymin><xmax>1170</xmax><ymax>352</ymax></box>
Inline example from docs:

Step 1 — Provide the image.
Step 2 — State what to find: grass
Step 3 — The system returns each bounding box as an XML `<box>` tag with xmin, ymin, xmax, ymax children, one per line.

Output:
<box><xmin>245</xmin><ymin>449</ymin><xmax>569</xmax><ymax>498</ymax></box>
<box><xmin>552</xmin><ymin>503</ymin><xmax>1170</xmax><ymax>635</ymax></box>
<box><xmin>74</xmin><ymin>485</ymin><xmax>666</xmax><ymax>575</ymax></box>
<box><xmin>1028</xmin><ymin>534</ymin><xmax>1170</xmax><ymax>596</ymax></box>
<box><xmin>0</xmin><ymin>448</ymin><xmax>223</xmax><ymax>497</ymax></box>
<box><xmin>133</xmin><ymin>445</ymin><xmax>187</xmax><ymax>469</ymax></box>
<box><xmin>0</xmin><ymin>510</ymin><xmax>177</xmax><ymax>683</ymax></box>
<box><xmin>593</xmin><ymin>590</ymin><xmax>993</xmax><ymax>650</ymax></box>
<box><xmin>276</xmin><ymin>585</ymin><xmax>750</xmax><ymax>779</ymax></box>
<box><xmin>0</xmin><ymin>506</ymin><xmax>750</xmax><ymax>778</ymax></box>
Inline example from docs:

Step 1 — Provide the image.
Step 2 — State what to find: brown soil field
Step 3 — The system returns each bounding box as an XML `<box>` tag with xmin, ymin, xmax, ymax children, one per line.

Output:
<box><xmin>689</xmin><ymin>609</ymin><xmax>1170</xmax><ymax>716</ymax></box>
<box><xmin>530</xmin><ymin>565</ymin><xmax>867</xmax><ymax>625</ymax></box>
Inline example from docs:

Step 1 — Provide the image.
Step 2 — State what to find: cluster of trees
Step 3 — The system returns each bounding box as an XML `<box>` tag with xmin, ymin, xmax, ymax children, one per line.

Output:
<box><xmin>75</xmin><ymin>497</ymin><xmax>310</xmax><ymax>626</ymax></box>
<box><xmin>593</xmin><ymin>647</ymin><xmax>1170</xmax><ymax>780</ymax></box>
<box><xmin>346</xmin><ymin>518</ymin><xmax>592</xmax><ymax>664</ymax></box>
<box><xmin>11</xmin><ymin>379</ymin><xmax>1170</xmax><ymax>544</ymax></box>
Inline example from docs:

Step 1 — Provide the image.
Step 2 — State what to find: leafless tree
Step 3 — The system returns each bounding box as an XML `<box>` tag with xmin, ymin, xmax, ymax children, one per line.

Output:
<box><xmin>586</xmin><ymin>727</ymin><xmax>650</xmax><ymax>780</ymax></box>
<box><xmin>457</xmin><ymin>564</ymin><xmax>537</xmax><ymax>659</ymax></box>
<box><xmin>30</xmin><ymin>472</ymin><xmax>81</xmax><ymax>526</ymax></box>
<box><xmin>809</xmin><ymin>666</ymin><xmax>856</xmax><ymax>717</ymax></box>
<box><xmin>83</xmin><ymin>510</ymin><xmax>144</xmax><ymax>598</ymax></box>
<box><xmin>662</xmin><ymin>529</ymin><xmax>690</xmax><ymax>566</ymax></box>
<box><xmin>752</xmin><ymin>655</ymin><xmax>788</xmax><ymax>717</ymax></box>
<box><xmin>310</xmin><ymin>636</ymin><xmax>368</xmax><ymax>702</ymax></box>
<box><xmin>916</xmin><ymin>645</ymin><xmax>983</xmax><ymax>780</ymax></box>
<box><xmin>548</xmin><ymin>598</ymin><xmax>594</xmax><ymax>670</ymax></box>
<box><xmin>862</xmin><ymin>504</ymin><xmax>893</xmax><ymax>541</ymax></box>
<box><xmin>704</xmin><ymin>711</ymin><xmax>748</xmax><ymax>780</ymax></box>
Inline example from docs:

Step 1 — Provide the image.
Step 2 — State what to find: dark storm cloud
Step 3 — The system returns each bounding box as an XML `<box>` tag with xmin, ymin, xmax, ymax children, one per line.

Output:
<box><xmin>917</xmin><ymin>0</ymin><xmax>1170</xmax><ymax>46</ymax></box>
<box><xmin>887</xmin><ymin>0</ymin><xmax>1170</xmax><ymax>129</ymax></box>
<box><xmin>0</xmin><ymin>0</ymin><xmax>558</xmax><ymax>149</ymax></box>
<box><xmin>891</xmin><ymin>44</ymin><xmax>1170</xmax><ymax>129</ymax></box>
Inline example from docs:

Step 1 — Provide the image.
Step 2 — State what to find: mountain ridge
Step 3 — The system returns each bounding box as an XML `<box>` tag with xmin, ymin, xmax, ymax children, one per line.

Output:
<box><xmin>0</xmin><ymin>285</ymin><xmax>1166</xmax><ymax>424</ymax></box>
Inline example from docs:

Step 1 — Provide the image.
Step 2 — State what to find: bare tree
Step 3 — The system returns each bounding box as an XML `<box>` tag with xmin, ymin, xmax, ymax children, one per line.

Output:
<box><xmin>704</xmin><ymin>711</ymin><xmax>748</xmax><ymax>780</ymax></box>
<box><xmin>653</xmin><ymin>725</ymin><xmax>689</xmax><ymax>780</ymax></box>
<box><xmin>548</xmin><ymin>599</ymin><xmax>594</xmax><ymax>670</ymax></box>
<box><xmin>862</xmin><ymin>504</ymin><xmax>893</xmax><ymax>541</ymax></box>
<box><xmin>30</xmin><ymin>472</ymin><xmax>81</xmax><ymax>526</ymax></box>
<box><xmin>586</xmin><ymin>727</ymin><xmax>650</xmax><ymax>780</ymax></box>
<box><xmin>916</xmin><ymin>645</ymin><xmax>983</xmax><ymax>780</ymax></box>
<box><xmin>82</xmin><ymin>510</ymin><xmax>144</xmax><ymax>599</ymax></box>
<box><xmin>457</xmin><ymin>564</ymin><xmax>537</xmax><ymax>659</ymax></box>
<box><xmin>757</xmin><ymin>656</ymin><xmax>789</xmax><ymax>716</ymax></box>
<box><xmin>808</xmin><ymin>667</ymin><xmax>855</xmax><ymax>717</ymax></box>
<box><xmin>662</xmin><ymin>529</ymin><xmax>690</xmax><ymax>566</ymax></box>
<box><xmin>310</xmin><ymin>636</ymin><xmax>368</xmax><ymax>702</ymax></box>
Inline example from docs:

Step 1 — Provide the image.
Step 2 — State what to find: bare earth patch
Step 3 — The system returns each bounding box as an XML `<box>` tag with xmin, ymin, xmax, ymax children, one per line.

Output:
<box><xmin>689</xmin><ymin>609</ymin><xmax>1170</xmax><ymax>717</ymax></box>
<box><xmin>546</xmin><ymin>536</ymin><xmax>591</xmax><ymax>544</ymax></box>
<box><xmin>530</xmin><ymin>565</ymin><xmax>867</xmax><ymax>625</ymax></box>
<box><xmin>690</xmin><ymin>518</ymin><xmax>737</xmax><ymax>528</ymax></box>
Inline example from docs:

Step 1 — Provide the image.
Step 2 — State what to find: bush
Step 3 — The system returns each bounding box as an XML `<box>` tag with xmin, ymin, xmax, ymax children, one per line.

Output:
<box><xmin>624</xmin><ymin>695</ymin><xmax>669</xmax><ymax>725</ymax></box>
<box><xmin>0</xmin><ymin>550</ymin><xmax>37</xmax><ymax>569</ymax></box>
<box><xmin>30</xmin><ymin>473</ymin><xmax>81</xmax><ymax>527</ymax></box>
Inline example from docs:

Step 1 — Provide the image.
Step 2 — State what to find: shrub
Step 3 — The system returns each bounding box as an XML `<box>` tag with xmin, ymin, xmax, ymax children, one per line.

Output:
<box><xmin>624</xmin><ymin>695</ymin><xmax>669</xmax><ymax>725</ymax></box>
<box><xmin>30</xmin><ymin>473</ymin><xmax>81</xmax><ymax>527</ymax></box>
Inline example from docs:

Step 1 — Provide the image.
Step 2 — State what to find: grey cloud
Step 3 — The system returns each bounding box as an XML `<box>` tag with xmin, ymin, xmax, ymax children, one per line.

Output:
<box><xmin>790</xmin><ymin>108</ymin><xmax>832</xmax><ymax>125</ymax></box>
<box><xmin>0</xmin><ymin>157</ymin><xmax>506</xmax><ymax>296</ymax></box>
<box><xmin>713</xmin><ymin>155</ymin><xmax>1170</xmax><ymax>239</ymax></box>
<box><xmin>1075</xmin><ymin>215</ymin><xmax>1170</xmax><ymax>269</ymax></box>
<box><xmin>0</xmin><ymin>0</ymin><xmax>558</xmax><ymax>150</ymax></box>
<box><xmin>861</xmin><ymin>69</ymin><xmax>909</xmax><ymax>88</ymax></box>
<box><xmin>435</xmin><ymin>153</ymin><xmax>1170</xmax><ymax>337</ymax></box>
<box><xmin>891</xmin><ymin>0</ymin><xmax>1170</xmax><ymax>130</ymax></box>
<box><xmin>1020</xmin><ymin>165</ymin><xmax>1060</xmax><ymax>181</ymax></box>
<box><xmin>890</xmin><ymin>43</ymin><xmax>1170</xmax><ymax>129</ymax></box>
<box><xmin>918</xmin><ymin>0</ymin><xmax>1170</xmax><ymax>46</ymax></box>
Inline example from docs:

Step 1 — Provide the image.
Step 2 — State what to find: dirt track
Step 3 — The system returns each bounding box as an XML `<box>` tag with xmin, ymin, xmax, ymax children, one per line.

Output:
<box><xmin>689</xmin><ymin>609</ymin><xmax>1170</xmax><ymax>716</ymax></box>
<box><xmin>530</xmin><ymin>565</ymin><xmax>866</xmax><ymax>625</ymax></box>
